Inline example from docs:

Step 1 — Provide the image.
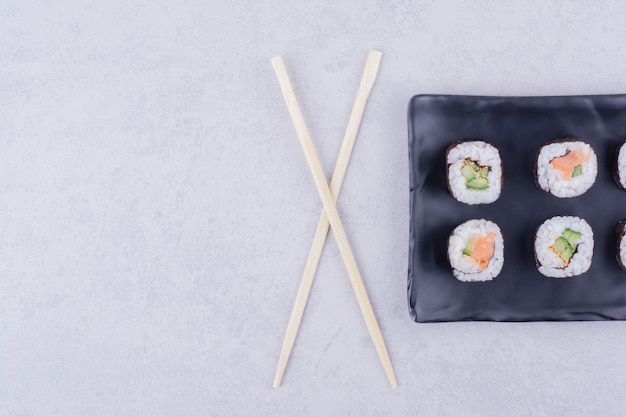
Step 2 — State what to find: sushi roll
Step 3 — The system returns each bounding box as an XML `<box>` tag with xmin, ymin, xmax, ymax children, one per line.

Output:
<box><xmin>616</xmin><ymin>220</ymin><xmax>626</xmax><ymax>272</ymax></box>
<box><xmin>446</xmin><ymin>141</ymin><xmax>502</xmax><ymax>205</ymax></box>
<box><xmin>613</xmin><ymin>141</ymin><xmax>626</xmax><ymax>190</ymax></box>
<box><xmin>535</xmin><ymin>139</ymin><xmax>597</xmax><ymax>198</ymax></box>
<box><xmin>448</xmin><ymin>219</ymin><xmax>504</xmax><ymax>282</ymax></box>
<box><xmin>534</xmin><ymin>216</ymin><xmax>593</xmax><ymax>278</ymax></box>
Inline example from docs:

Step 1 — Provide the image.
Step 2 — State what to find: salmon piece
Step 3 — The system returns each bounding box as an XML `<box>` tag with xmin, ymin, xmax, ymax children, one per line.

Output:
<box><xmin>468</xmin><ymin>232</ymin><xmax>496</xmax><ymax>270</ymax></box>
<box><xmin>551</xmin><ymin>148</ymin><xmax>590</xmax><ymax>179</ymax></box>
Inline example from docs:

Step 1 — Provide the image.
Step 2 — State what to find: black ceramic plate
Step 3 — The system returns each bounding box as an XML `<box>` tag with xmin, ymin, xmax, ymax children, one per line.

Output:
<box><xmin>408</xmin><ymin>94</ymin><xmax>626</xmax><ymax>322</ymax></box>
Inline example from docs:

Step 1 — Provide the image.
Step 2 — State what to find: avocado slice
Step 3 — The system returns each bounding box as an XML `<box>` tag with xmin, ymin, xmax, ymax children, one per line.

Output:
<box><xmin>468</xmin><ymin>160</ymin><xmax>479</xmax><ymax>172</ymax></box>
<box><xmin>562</xmin><ymin>228</ymin><xmax>582</xmax><ymax>246</ymax></box>
<box><xmin>562</xmin><ymin>229</ymin><xmax>581</xmax><ymax>251</ymax></box>
<box><xmin>572</xmin><ymin>164</ymin><xmax>583</xmax><ymax>177</ymax></box>
<box><xmin>561</xmin><ymin>243</ymin><xmax>574</xmax><ymax>263</ymax></box>
<box><xmin>479</xmin><ymin>166</ymin><xmax>489</xmax><ymax>177</ymax></box>
<box><xmin>467</xmin><ymin>177</ymin><xmax>489</xmax><ymax>190</ymax></box>
<box><xmin>462</xmin><ymin>238</ymin><xmax>474</xmax><ymax>256</ymax></box>
<box><xmin>552</xmin><ymin>236</ymin><xmax>574</xmax><ymax>263</ymax></box>
<box><xmin>461</xmin><ymin>163</ymin><xmax>476</xmax><ymax>180</ymax></box>
<box><xmin>552</xmin><ymin>236</ymin><xmax>570</xmax><ymax>254</ymax></box>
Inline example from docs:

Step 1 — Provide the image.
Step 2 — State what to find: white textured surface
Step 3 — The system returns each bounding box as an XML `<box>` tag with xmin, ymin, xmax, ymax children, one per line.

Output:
<box><xmin>1</xmin><ymin>1</ymin><xmax>626</xmax><ymax>416</ymax></box>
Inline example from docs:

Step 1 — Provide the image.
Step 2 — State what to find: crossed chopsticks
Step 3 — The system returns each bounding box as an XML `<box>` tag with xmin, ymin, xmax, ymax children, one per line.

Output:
<box><xmin>271</xmin><ymin>50</ymin><xmax>397</xmax><ymax>388</ymax></box>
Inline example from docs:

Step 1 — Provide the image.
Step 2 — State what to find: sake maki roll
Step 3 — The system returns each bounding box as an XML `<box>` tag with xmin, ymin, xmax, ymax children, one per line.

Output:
<box><xmin>446</xmin><ymin>141</ymin><xmax>502</xmax><ymax>205</ymax></box>
<box><xmin>616</xmin><ymin>220</ymin><xmax>626</xmax><ymax>272</ymax></box>
<box><xmin>534</xmin><ymin>216</ymin><xmax>593</xmax><ymax>278</ymax></box>
<box><xmin>448</xmin><ymin>219</ymin><xmax>504</xmax><ymax>282</ymax></box>
<box><xmin>613</xmin><ymin>141</ymin><xmax>626</xmax><ymax>190</ymax></box>
<box><xmin>535</xmin><ymin>139</ymin><xmax>597</xmax><ymax>198</ymax></box>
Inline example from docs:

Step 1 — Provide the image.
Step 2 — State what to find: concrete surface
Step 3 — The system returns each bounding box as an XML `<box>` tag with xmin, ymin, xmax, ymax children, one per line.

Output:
<box><xmin>1</xmin><ymin>0</ymin><xmax>625</xmax><ymax>416</ymax></box>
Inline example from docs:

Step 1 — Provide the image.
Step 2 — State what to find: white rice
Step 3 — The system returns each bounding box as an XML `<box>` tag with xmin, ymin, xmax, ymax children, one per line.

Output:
<box><xmin>619</xmin><ymin>231</ymin><xmax>626</xmax><ymax>270</ymax></box>
<box><xmin>448</xmin><ymin>219</ymin><xmax>504</xmax><ymax>282</ymax></box>
<box><xmin>534</xmin><ymin>216</ymin><xmax>593</xmax><ymax>278</ymax></box>
<box><xmin>536</xmin><ymin>140</ymin><xmax>597</xmax><ymax>198</ymax></box>
<box><xmin>616</xmin><ymin>142</ymin><xmax>626</xmax><ymax>189</ymax></box>
<box><xmin>447</xmin><ymin>141</ymin><xmax>502</xmax><ymax>205</ymax></box>
<box><xmin>618</xmin><ymin>221</ymin><xmax>626</xmax><ymax>271</ymax></box>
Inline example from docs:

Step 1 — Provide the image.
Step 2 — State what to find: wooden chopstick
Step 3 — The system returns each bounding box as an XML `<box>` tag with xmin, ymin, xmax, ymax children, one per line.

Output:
<box><xmin>271</xmin><ymin>54</ymin><xmax>397</xmax><ymax>388</ymax></box>
<box><xmin>273</xmin><ymin>50</ymin><xmax>383</xmax><ymax>388</ymax></box>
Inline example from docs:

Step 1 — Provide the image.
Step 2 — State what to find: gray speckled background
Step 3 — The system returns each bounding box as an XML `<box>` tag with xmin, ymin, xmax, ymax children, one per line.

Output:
<box><xmin>1</xmin><ymin>0</ymin><xmax>625</xmax><ymax>416</ymax></box>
